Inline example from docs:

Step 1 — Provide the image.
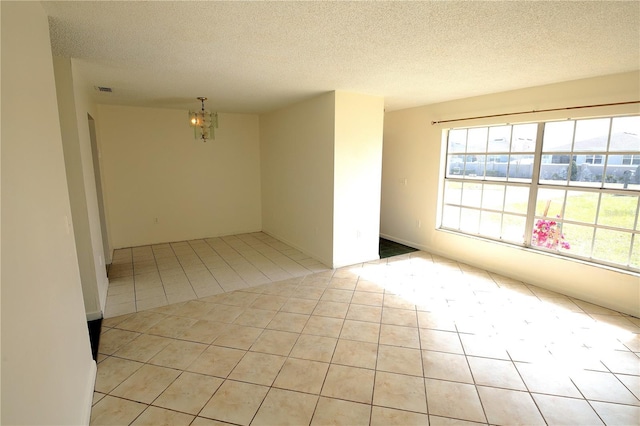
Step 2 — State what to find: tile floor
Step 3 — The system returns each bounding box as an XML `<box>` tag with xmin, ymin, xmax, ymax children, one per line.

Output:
<box><xmin>104</xmin><ymin>233</ymin><xmax>328</xmax><ymax>318</ymax></box>
<box><xmin>94</xmin><ymin>235</ymin><xmax>640</xmax><ymax>425</ymax></box>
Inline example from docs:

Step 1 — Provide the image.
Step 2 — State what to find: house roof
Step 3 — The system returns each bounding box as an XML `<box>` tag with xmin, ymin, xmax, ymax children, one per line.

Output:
<box><xmin>41</xmin><ymin>1</ymin><xmax>640</xmax><ymax>114</ymax></box>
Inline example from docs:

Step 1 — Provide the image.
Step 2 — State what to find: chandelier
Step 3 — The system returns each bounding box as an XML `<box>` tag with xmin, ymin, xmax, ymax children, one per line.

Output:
<box><xmin>188</xmin><ymin>97</ymin><xmax>218</xmax><ymax>142</ymax></box>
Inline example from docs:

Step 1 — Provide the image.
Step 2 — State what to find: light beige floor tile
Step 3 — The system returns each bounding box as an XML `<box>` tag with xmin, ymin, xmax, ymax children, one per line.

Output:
<box><xmin>281</xmin><ymin>297</ymin><xmax>319</xmax><ymax>313</ymax></box>
<box><xmin>186</xmin><ymin>345</ymin><xmax>246</xmax><ymax>378</ymax></box>
<box><xmin>459</xmin><ymin>333</ymin><xmax>509</xmax><ymax>359</ymax></box>
<box><xmin>616</xmin><ymin>373</ymin><xmax>640</xmax><ymax>400</ymax></box>
<box><xmin>419</xmin><ymin>328</ymin><xmax>464</xmax><ymax>354</ymax></box>
<box><xmin>98</xmin><ymin>328</ymin><xmax>140</xmax><ymax>355</ymax></box>
<box><xmin>313</xmin><ymin>300</ymin><xmax>350</xmax><ymax>318</ymax></box>
<box><xmin>113</xmin><ymin>334</ymin><xmax>173</xmax><ymax>362</ymax></box>
<box><xmin>302</xmin><ymin>315</ymin><xmax>344</xmax><ymax>338</ymax></box>
<box><xmin>177</xmin><ymin>319</ymin><xmax>226</xmax><ymax>344</ymax></box>
<box><xmin>233</xmin><ymin>307</ymin><xmax>277</xmax><ymax>328</ymax></box>
<box><xmin>170</xmin><ymin>300</ymin><xmax>214</xmax><ymax>318</ymax></box>
<box><xmin>252</xmin><ymin>388</ymin><xmax>318</xmax><ymax>426</ymax></box>
<box><xmin>422</xmin><ymin>350</ymin><xmax>473</xmax><ymax>383</ymax></box>
<box><xmin>571</xmin><ymin>369</ymin><xmax>640</xmax><ymax>405</ymax></box>
<box><xmin>340</xmin><ymin>319</ymin><xmax>380</xmax><ymax>343</ymax></box>
<box><xmin>94</xmin><ymin>357</ymin><xmax>144</xmax><ymax>393</ymax></box>
<box><xmin>321</xmin><ymin>289</ymin><xmax>354</xmax><ymax>303</ymax></box>
<box><xmin>131</xmin><ymin>406</ymin><xmax>194</xmax><ymax>425</ymax></box>
<box><xmin>425</xmin><ymin>378</ymin><xmax>486</xmax><ymax>423</ymax></box>
<box><xmin>467</xmin><ymin>356</ymin><xmax>527</xmax><ymax>391</ymax></box>
<box><xmin>351</xmin><ymin>291</ymin><xmax>384</xmax><ymax>306</ymax></box>
<box><xmin>213</xmin><ymin>324</ymin><xmax>263</xmax><ymax>349</ymax></box>
<box><xmin>114</xmin><ymin>311</ymin><xmax>166</xmax><ymax>332</ymax></box>
<box><xmin>355</xmin><ymin>279</ymin><xmax>385</xmax><ymax>293</ymax></box>
<box><xmin>514</xmin><ymin>361</ymin><xmax>582</xmax><ymax>398</ymax></box>
<box><xmin>266</xmin><ymin>311</ymin><xmax>310</xmax><ymax>332</ymax></box>
<box><xmin>379</xmin><ymin>324</ymin><xmax>420</xmax><ymax>349</ymax></box>
<box><xmin>373</xmin><ymin>371</ymin><xmax>427</xmax><ymax>413</ymax></box>
<box><xmin>477</xmin><ymin>386</ymin><xmax>546</xmax><ymax>426</ymax></box>
<box><xmin>382</xmin><ymin>307</ymin><xmax>418</xmax><ymax>327</ymax></box>
<box><xmin>199</xmin><ymin>304</ymin><xmax>245</xmax><ymax>323</ymax></box>
<box><xmin>199</xmin><ymin>380</ymin><xmax>269</xmax><ymax>426</ymax></box>
<box><xmin>332</xmin><ymin>339</ymin><xmax>378</xmax><ymax>369</ymax></box>
<box><xmin>148</xmin><ymin>339</ymin><xmax>207</xmax><ymax>370</ymax></box>
<box><xmin>250</xmin><ymin>329</ymin><xmax>299</xmax><ymax>356</ymax></box>
<box><xmin>153</xmin><ymin>372</ymin><xmax>223</xmax><ymax>415</ymax></box>
<box><xmin>250</xmin><ymin>294</ymin><xmax>288</xmax><ymax>310</ymax></box>
<box><xmin>311</xmin><ymin>397</ymin><xmax>371</xmax><ymax>426</ymax></box>
<box><xmin>273</xmin><ymin>358</ymin><xmax>329</xmax><ymax>394</ymax></box>
<box><xmin>370</xmin><ymin>406</ymin><xmax>429</xmax><ymax>426</ymax></box>
<box><xmin>90</xmin><ymin>395</ymin><xmax>147</xmax><ymax>426</ymax></box>
<box><xmin>191</xmin><ymin>417</ymin><xmax>230</xmax><ymax>426</ymax></box>
<box><xmin>146</xmin><ymin>315</ymin><xmax>198</xmax><ymax>338</ymax></box>
<box><xmin>290</xmin><ymin>334</ymin><xmax>338</xmax><ymax>362</ymax></box>
<box><xmin>383</xmin><ymin>294</ymin><xmax>416</xmax><ymax>310</ymax></box>
<box><xmin>601</xmin><ymin>350</ymin><xmax>640</xmax><ymax>376</ymax></box>
<box><xmin>416</xmin><ymin>311</ymin><xmax>456</xmax><ymax>332</ymax></box>
<box><xmin>346</xmin><ymin>304</ymin><xmax>382</xmax><ymax>323</ymax></box>
<box><xmin>111</xmin><ymin>364</ymin><xmax>181</xmax><ymax>404</ymax></box>
<box><xmin>428</xmin><ymin>415</ymin><xmax>486</xmax><ymax>425</ymax></box>
<box><xmin>533</xmin><ymin>393</ymin><xmax>603</xmax><ymax>425</ymax></box>
<box><xmin>228</xmin><ymin>351</ymin><xmax>286</xmax><ymax>386</ymax></box>
<box><xmin>590</xmin><ymin>400</ymin><xmax>640</xmax><ymax>426</ymax></box>
<box><xmin>377</xmin><ymin>345</ymin><xmax>423</xmax><ymax>376</ymax></box>
<box><xmin>321</xmin><ymin>364</ymin><xmax>375</xmax><ymax>404</ymax></box>
<box><xmin>92</xmin><ymin>391</ymin><xmax>106</xmax><ymax>406</ymax></box>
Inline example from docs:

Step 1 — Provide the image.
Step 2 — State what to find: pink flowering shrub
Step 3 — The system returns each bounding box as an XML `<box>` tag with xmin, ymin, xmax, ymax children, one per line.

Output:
<box><xmin>532</xmin><ymin>216</ymin><xmax>570</xmax><ymax>250</ymax></box>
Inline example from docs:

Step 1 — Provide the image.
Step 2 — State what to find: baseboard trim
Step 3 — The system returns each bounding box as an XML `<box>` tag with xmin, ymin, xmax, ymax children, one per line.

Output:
<box><xmin>82</xmin><ymin>360</ymin><xmax>97</xmax><ymax>425</ymax></box>
<box><xmin>86</xmin><ymin>310</ymin><xmax>102</xmax><ymax>321</ymax></box>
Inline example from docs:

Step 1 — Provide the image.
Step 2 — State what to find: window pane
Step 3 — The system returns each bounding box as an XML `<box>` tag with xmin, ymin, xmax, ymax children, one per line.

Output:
<box><xmin>610</xmin><ymin>116</ymin><xmax>640</xmax><ymax>152</ymax></box>
<box><xmin>597</xmin><ymin>193</ymin><xmax>637</xmax><ymax>229</ymax></box>
<box><xmin>442</xmin><ymin>206</ymin><xmax>460</xmax><ymax>229</ymax></box>
<box><xmin>502</xmin><ymin>214</ymin><xmax>525</xmax><ymax>244</ymax></box>
<box><xmin>485</xmin><ymin>156</ymin><xmax>508</xmax><ymax>180</ymax></box>
<box><xmin>560</xmin><ymin>223</ymin><xmax>593</xmax><ymax>258</ymax></box>
<box><xmin>631</xmin><ymin>235</ymin><xmax>640</xmax><ymax>269</ymax></box>
<box><xmin>572</xmin><ymin>155</ymin><xmax>603</xmax><ymax>186</ymax></box>
<box><xmin>507</xmin><ymin>155</ymin><xmax>534</xmax><ymax>181</ymax></box>
<box><xmin>504</xmin><ymin>186</ymin><xmax>529</xmax><ymax>214</ymax></box>
<box><xmin>603</xmin><ymin>155</ymin><xmax>640</xmax><ymax>190</ymax></box>
<box><xmin>574</xmin><ymin>118</ymin><xmax>610</xmax><ymax>152</ymax></box>
<box><xmin>467</xmin><ymin>128</ymin><xmax>488</xmax><ymax>152</ymax></box>
<box><xmin>564</xmin><ymin>191</ymin><xmax>599</xmax><ymax>224</ymax></box>
<box><xmin>481</xmin><ymin>184</ymin><xmax>505</xmax><ymax>210</ymax></box>
<box><xmin>444</xmin><ymin>181</ymin><xmax>462</xmax><ymax>205</ymax></box>
<box><xmin>540</xmin><ymin>155</ymin><xmax>569</xmax><ymax>185</ymax></box>
<box><xmin>511</xmin><ymin>123</ymin><xmax>537</xmax><ymax>152</ymax></box>
<box><xmin>461</xmin><ymin>182</ymin><xmax>482</xmax><ymax>207</ymax></box>
<box><xmin>448</xmin><ymin>129</ymin><xmax>466</xmax><ymax>153</ymax></box>
<box><xmin>460</xmin><ymin>208</ymin><xmax>480</xmax><ymax>234</ymax></box>
<box><xmin>488</xmin><ymin>126</ymin><xmax>512</xmax><ymax>152</ymax></box>
<box><xmin>446</xmin><ymin>155</ymin><xmax>464</xmax><ymax>177</ymax></box>
<box><xmin>536</xmin><ymin>188</ymin><xmax>565</xmax><ymax>217</ymax></box>
<box><xmin>479</xmin><ymin>211</ymin><xmax>501</xmax><ymax>237</ymax></box>
<box><xmin>543</xmin><ymin>121</ymin><xmax>574</xmax><ymax>152</ymax></box>
<box><xmin>592</xmin><ymin>229</ymin><xmax>632</xmax><ymax>265</ymax></box>
<box><xmin>463</xmin><ymin>155</ymin><xmax>484</xmax><ymax>178</ymax></box>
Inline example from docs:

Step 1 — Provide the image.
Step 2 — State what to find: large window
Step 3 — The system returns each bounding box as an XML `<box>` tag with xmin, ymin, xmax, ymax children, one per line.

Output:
<box><xmin>441</xmin><ymin>115</ymin><xmax>640</xmax><ymax>272</ymax></box>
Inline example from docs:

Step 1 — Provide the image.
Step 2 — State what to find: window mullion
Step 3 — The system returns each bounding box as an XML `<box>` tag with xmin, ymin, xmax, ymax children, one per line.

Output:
<box><xmin>524</xmin><ymin>122</ymin><xmax>546</xmax><ymax>246</ymax></box>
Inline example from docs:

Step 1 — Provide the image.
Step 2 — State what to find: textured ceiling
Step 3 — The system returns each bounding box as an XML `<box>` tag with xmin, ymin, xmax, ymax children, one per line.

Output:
<box><xmin>43</xmin><ymin>1</ymin><xmax>640</xmax><ymax>114</ymax></box>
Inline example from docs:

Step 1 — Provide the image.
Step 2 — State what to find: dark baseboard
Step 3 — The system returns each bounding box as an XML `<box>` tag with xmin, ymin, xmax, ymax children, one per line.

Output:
<box><xmin>87</xmin><ymin>317</ymin><xmax>102</xmax><ymax>361</ymax></box>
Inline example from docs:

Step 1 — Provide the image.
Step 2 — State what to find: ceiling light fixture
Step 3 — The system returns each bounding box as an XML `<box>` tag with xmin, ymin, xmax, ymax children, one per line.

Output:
<box><xmin>188</xmin><ymin>97</ymin><xmax>218</xmax><ymax>142</ymax></box>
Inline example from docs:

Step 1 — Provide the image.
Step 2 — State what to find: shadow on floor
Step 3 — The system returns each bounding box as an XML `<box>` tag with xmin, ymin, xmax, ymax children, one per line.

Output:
<box><xmin>379</xmin><ymin>238</ymin><xmax>419</xmax><ymax>259</ymax></box>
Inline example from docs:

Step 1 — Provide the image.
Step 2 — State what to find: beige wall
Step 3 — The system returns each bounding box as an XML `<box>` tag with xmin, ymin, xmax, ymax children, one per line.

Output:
<box><xmin>260</xmin><ymin>93</ymin><xmax>336</xmax><ymax>266</ymax></box>
<box><xmin>333</xmin><ymin>91</ymin><xmax>384</xmax><ymax>267</ymax></box>
<box><xmin>53</xmin><ymin>57</ymin><xmax>109</xmax><ymax>319</ymax></box>
<box><xmin>1</xmin><ymin>2</ymin><xmax>96</xmax><ymax>424</ymax></box>
<box><xmin>97</xmin><ymin>105</ymin><xmax>262</xmax><ymax>248</ymax></box>
<box><xmin>382</xmin><ymin>71</ymin><xmax>640</xmax><ymax>316</ymax></box>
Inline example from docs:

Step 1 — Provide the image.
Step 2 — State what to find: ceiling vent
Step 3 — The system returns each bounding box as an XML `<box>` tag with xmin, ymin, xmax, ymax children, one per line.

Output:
<box><xmin>94</xmin><ymin>86</ymin><xmax>113</xmax><ymax>93</ymax></box>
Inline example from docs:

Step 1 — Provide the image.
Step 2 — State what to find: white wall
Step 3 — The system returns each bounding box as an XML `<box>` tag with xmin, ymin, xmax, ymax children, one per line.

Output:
<box><xmin>53</xmin><ymin>57</ymin><xmax>108</xmax><ymax>319</ymax></box>
<box><xmin>97</xmin><ymin>105</ymin><xmax>262</xmax><ymax>248</ymax></box>
<box><xmin>260</xmin><ymin>93</ymin><xmax>336</xmax><ymax>266</ymax></box>
<box><xmin>382</xmin><ymin>71</ymin><xmax>640</xmax><ymax>317</ymax></box>
<box><xmin>333</xmin><ymin>91</ymin><xmax>384</xmax><ymax>267</ymax></box>
<box><xmin>1</xmin><ymin>2</ymin><xmax>96</xmax><ymax>424</ymax></box>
